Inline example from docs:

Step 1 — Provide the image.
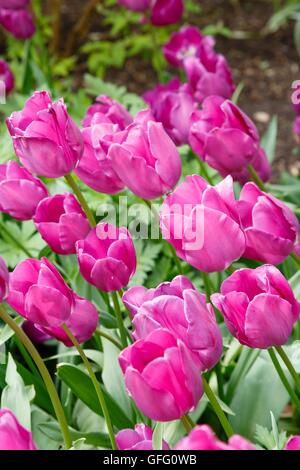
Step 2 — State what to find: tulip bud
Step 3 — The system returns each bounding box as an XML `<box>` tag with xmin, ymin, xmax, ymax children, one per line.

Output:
<box><xmin>0</xmin><ymin>59</ymin><xmax>14</xmax><ymax>94</ymax></box>
<box><xmin>0</xmin><ymin>161</ymin><xmax>48</xmax><ymax>220</ymax></box>
<box><xmin>34</xmin><ymin>193</ymin><xmax>90</xmax><ymax>255</ymax></box>
<box><xmin>108</xmin><ymin>110</ymin><xmax>181</xmax><ymax>199</ymax></box>
<box><xmin>189</xmin><ymin>96</ymin><xmax>271</xmax><ymax>183</ymax></box>
<box><xmin>150</xmin><ymin>0</ymin><xmax>184</xmax><ymax>26</ymax></box>
<box><xmin>7</xmin><ymin>91</ymin><xmax>83</xmax><ymax>178</ymax></box>
<box><xmin>0</xmin><ymin>8</ymin><xmax>35</xmax><ymax>39</ymax></box>
<box><xmin>160</xmin><ymin>175</ymin><xmax>245</xmax><ymax>272</ymax></box>
<box><xmin>211</xmin><ymin>265</ymin><xmax>300</xmax><ymax>349</ymax></box>
<box><xmin>119</xmin><ymin>328</ymin><xmax>203</xmax><ymax>421</ymax></box>
<box><xmin>8</xmin><ymin>257</ymin><xmax>74</xmax><ymax>327</ymax></box>
<box><xmin>76</xmin><ymin>223</ymin><xmax>136</xmax><ymax>292</ymax></box>
<box><xmin>0</xmin><ymin>256</ymin><xmax>9</xmax><ymax>303</ymax></box>
<box><xmin>285</xmin><ymin>436</ymin><xmax>300</xmax><ymax>451</ymax></box>
<box><xmin>237</xmin><ymin>182</ymin><xmax>299</xmax><ymax>264</ymax></box>
<box><xmin>163</xmin><ymin>25</ymin><xmax>215</xmax><ymax>68</ymax></box>
<box><xmin>143</xmin><ymin>78</ymin><xmax>197</xmax><ymax>146</ymax></box>
<box><xmin>123</xmin><ymin>275</ymin><xmax>223</xmax><ymax>371</ymax></box>
<box><xmin>116</xmin><ymin>424</ymin><xmax>170</xmax><ymax>450</ymax></box>
<box><xmin>0</xmin><ymin>409</ymin><xmax>36</xmax><ymax>450</ymax></box>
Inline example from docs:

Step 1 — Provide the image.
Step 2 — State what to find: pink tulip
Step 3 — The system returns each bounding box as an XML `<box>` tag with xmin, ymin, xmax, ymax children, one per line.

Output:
<box><xmin>108</xmin><ymin>110</ymin><xmax>181</xmax><ymax>199</ymax></box>
<box><xmin>22</xmin><ymin>321</ymin><xmax>51</xmax><ymax>344</ymax></box>
<box><xmin>8</xmin><ymin>257</ymin><xmax>74</xmax><ymax>327</ymax></box>
<box><xmin>76</xmin><ymin>223</ymin><xmax>136</xmax><ymax>292</ymax></box>
<box><xmin>0</xmin><ymin>256</ymin><xmax>9</xmax><ymax>303</ymax></box>
<box><xmin>0</xmin><ymin>59</ymin><xmax>14</xmax><ymax>94</ymax></box>
<box><xmin>82</xmin><ymin>95</ymin><xmax>133</xmax><ymax>128</ymax></box>
<box><xmin>118</xmin><ymin>0</ymin><xmax>150</xmax><ymax>12</ymax></box>
<box><xmin>150</xmin><ymin>0</ymin><xmax>184</xmax><ymax>26</ymax></box>
<box><xmin>184</xmin><ymin>55</ymin><xmax>235</xmax><ymax>102</ymax></box>
<box><xmin>163</xmin><ymin>25</ymin><xmax>215</xmax><ymax>68</ymax></box>
<box><xmin>160</xmin><ymin>175</ymin><xmax>245</xmax><ymax>272</ymax></box>
<box><xmin>143</xmin><ymin>78</ymin><xmax>197</xmax><ymax>146</ymax></box>
<box><xmin>285</xmin><ymin>436</ymin><xmax>300</xmax><ymax>450</ymax></box>
<box><xmin>116</xmin><ymin>424</ymin><xmax>170</xmax><ymax>450</ymax></box>
<box><xmin>189</xmin><ymin>96</ymin><xmax>271</xmax><ymax>183</ymax></box>
<box><xmin>0</xmin><ymin>1</ymin><xmax>30</xmax><ymax>8</ymax></box>
<box><xmin>211</xmin><ymin>265</ymin><xmax>300</xmax><ymax>349</ymax></box>
<box><xmin>237</xmin><ymin>182</ymin><xmax>299</xmax><ymax>264</ymax></box>
<box><xmin>0</xmin><ymin>409</ymin><xmax>36</xmax><ymax>450</ymax></box>
<box><xmin>175</xmin><ymin>425</ymin><xmax>255</xmax><ymax>450</ymax></box>
<box><xmin>7</xmin><ymin>91</ymin><xmax>83</xmax><ymax>178</ymax></box>
<box><xmin>75</xmin><ymin>121</ymin><xmax>125</xmax><ymax>194</ymax></box>
<box><xmin>34</xmin><ymin>193</ymin><xmax>90</xmax><ymax>255</ymax></box>
<box><xmin>119</xmin><ymin>328</ymin><xmax>203</xmax><ymax>421</ymax></box>
<box><xmin>293</xmin><ymin>116</ymin><xmax>300</xmax><ymax>138</ymax></box>
<box><xmin>0</xmin><ymin>161</ymin><xmax>48</xmax><ymax>220</ymax></box>
<box><xmin>0</xmin><ymin>8</ymin><xmax>35</xmax><ymax>39</ymax></box>
<box><xmin>123</xmin><ymin>275</ymin><xmax>223</xmax><ymax>371</ymax></box>
<box><xmin>37</xmin><ymin>294</ymin><xmax>98</xmax><ymax>346</ymax></box>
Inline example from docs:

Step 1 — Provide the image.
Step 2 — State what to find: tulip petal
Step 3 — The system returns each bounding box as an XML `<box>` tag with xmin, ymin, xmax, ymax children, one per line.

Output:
<box><xmin>25</xmin><ymin>284</ymin><xmax>71</xmax><ymax>327</ymax></box>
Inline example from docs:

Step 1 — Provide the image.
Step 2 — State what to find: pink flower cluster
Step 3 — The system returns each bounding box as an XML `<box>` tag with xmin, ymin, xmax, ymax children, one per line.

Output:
<box><xmin>0</xmin><ymin>0</ymin><xmax>35</xmax><ymax>39</ymax></box>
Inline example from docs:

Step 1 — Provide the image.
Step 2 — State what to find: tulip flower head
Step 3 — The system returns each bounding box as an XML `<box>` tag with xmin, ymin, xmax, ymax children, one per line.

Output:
<box><xmin>34</xmin><ymin>193</ymin><xmax>91</xmax><ymax>255</ymax></box>
<box><xmin>285</xmin><ymin>436</ymin><xmax>300</xmax><ymax>451</ymax></box>
<box><xmin>108</xmin><ymin>109</ymin><xmax>182</xmax><ymax>199</ymax></box>
<box><xmin>82</xmin><ymin>95</ymin><xmax>133</xmax><ymax>128</ymax></box>
<box><xmin>123</xmin><ymin>275</ymin><xmax>223</xmax><ymax>371</ymax></box>
<box><xmin>175</xmin><ymin>425</ymin><xmax>255</xmax><ymax>450</ymax></box>
<box><xmin>0</xmin><ymin>409</ymin><xmax>36</xmax><ymax>450</ymax></box>
<box><xmin>0</xmin><ymin>256</ymin><xmax>9</xmax><ymax>303</ymax></box>
<box><xmin>0</xmin><ymin>160</ymin><xmax>48</xmax><ymax>220</ymax></box>
<box><xmin>116</xmin><ymin>424</ymin><xmax>170</xmax><ymax>450</ymax></box>
<box><xmin>0</xmin><ymin>59</ymin><xmax>14</xmax><ymax>94</ymax></box>
<box><xmin>212</xmin><ymin>265</ymin><xmax>300</xmax><ymax>349</ymax></box>
<box><xmin>76</xmin><ymin>223</ymin><xmax>136</xmax><ymax>292</ymax></box>
<box><xmin>7</xmin><ymin>91</ymin><xmax>83</xmax><ymax>178</ymax></box>
<box><xmin>160</xmin><ymin>174</ymin><xmax>245</xmax><ymax>272</ymax></box>
<box><xmin>237</xmin><ymin>182</ymin><xmax>299</xmax><ymax>264</ymax></box>
<box><xmin>0</xmin><ymin>1</ymin><xmax>35</xmax><ymax>39</ymax></box>
<box><xmin>119</xmin><ymin>328</ymin><xmax>203</xmax><ymax>421</ymax></box>
<box><xmin>189</xmin><ymin>96</ymin><xmax>271</xmax><ymax>183</ymax></box>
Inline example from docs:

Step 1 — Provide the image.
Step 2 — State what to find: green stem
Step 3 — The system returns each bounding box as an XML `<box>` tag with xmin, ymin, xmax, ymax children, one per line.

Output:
<box><xmin>275</xmin><ymin>346</ymin><xmax>300</xmax><ymax>393</ymax></box>
<box><xmin>181</xmin><ymin>414</ymin><xmax>195</xmax><ymax>433</ymax></box>
<box><xmin>268</xmin><ymin>349</ymin><xmax>300</xmax><ymax>413</ymax></box>
<box><xmin>111</xmin><ymin>291</ymin><xmax>128</xmax><ymax>349</ymax></box>
<box><xmin>62</xmin><ymin>323</ymin><xmax>117</xmax><ymax>450</ymax></box>
<box><xmin>247</xmin><ymin>164</ymin><xmax>267</xmax><ymax>191</ymax></box>
<box><xmin>201</xmin><ymin>272</ymin><xmax>212</xmax><ymax>301</ymax></box>
<box><xmin>0</xmin><ymin>308</ymin><xmax>72</xmax><ymax>449</ymax></box>
<box><xmin>290</xmin><ymin>252</ymin><xmax>300</xmax><ymax>270</ymax></box>
<box><xmin>0</xmin><ymin>221</ymin><xmax>33</xmax><ymax>258</ymax></box>
<box><xmin>95</xmin><ymin>328</ymin><xmax>122</xmax><ymax>350</ymax></box>
<box><xmin>198</xmin><ymin>159</ymin><xmax>214</xmax><ymax>185</ymax></box>
<box><xmin>65</xmin><ymin>174</ymin><xmax>96</xmax><ymax>227</ymax></box>
<box><xmin>226</xmin><ymin>265</ymin><xmax>236</xmax><ymax>275</ymax></box>
<box><xmin>202</xmin><ymin>376</ymin><xmax>234</xmax><ymax>438</ymax></box>
<box><xmin>168</xmin><ymin>244</ymin><xmax>183</xmax><ymax>275</ymax></box>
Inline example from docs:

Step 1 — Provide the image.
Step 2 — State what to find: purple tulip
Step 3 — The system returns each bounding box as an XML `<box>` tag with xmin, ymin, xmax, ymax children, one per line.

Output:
<box><xmin>123</xmin><ymin>275</ymin><xmax>223</xmax><ymax>371</ymax></box>
<box><xmin>0</xmin><ymin>409</ymin><xmax>36</xmax><ymax>450</ymax></box>
<box><xmin>82</xmin><ymin>95</ymin><xmax>133</xmax><ymax>128</ymax></box>
<box><xmin>189</xmin><ymin>96</ymin><xmax>272</xmax><ymax>183</ymax></box>
<box><xmin>0</xmin><ymin>59</ymin><xmax>14</xmax><ymax>94</ymax></box>
<box><xmin>76</xmin><ymin>223</ymin><xmax>136</xmax><ymax>292</ymax></box>
<box><xmin>285</xmin><ymin>436</ymin><xmax>300</xmax><ymax>451</ymax></box>
<box><xmin>22</xmin><ymin>321</ymin><xmax>51</xmax><ymax>344</ymax></box>
<box><xmin>163</xmin><ymin>25</ymin><xmax>215</xmax><ymax>68</ymax></box>
<box><xmin>108</xmin><ymin>110</ymin><xmax>181</xmax><ymax>199</ymax></box>
<box><xmin>0</xmin><ymin>160</ymin><xmax>48</xmax><ymax>220</ymax></box>
<box><xmin>8</xmin><ymin>257</ymin><xmax>74</xmax><ymax>327</ymax></box>
<box><xmin>7</xmin><ymin>91</ymin><xmax>83</xmax><ymax>178</ymax></box>
<box><xmin>119</xmin><ymin>328</ymin><xmax>203</xmax><ymax>421</ymax></box>
<box><xmin>150</xmin><ymin>0</ymin><xmax>184</xmax><ymax>26</ymax></box>
<box><xmin>0</xmin><ymin>256</ymin><xmax>9</xmax><ymax>303</ymax></box>
<box><xmin>237</xmin><ymin>182</ymin><xmax>299</xmax><ymax>264</ymax></box>
<box><xmin>116</xmin><ymin>424</ymin><xmax>170</xmax><ymax>450</ymax></box>
<box><xmin>118</xmin><ymin>0</ymin><xmax>150</xmax><ymax>12</ymax></box>
<box><xmin>175</xmin><ymin>425</ymin><xmax>255</xmax><ymax>450</ymax></box>
<box><xmin>183</xmin><ymin>49</ymin><xmax>235</xmax><ymax>102</ymax></box>
<box><xmin>0</xmin><ymin>1</ymin><xmax>30</xmax><ymax>8</ymax></box>
<box><xmin>211</xmin><ymin>265</ymin><xmax>300</xmax><ymax>349</ymax></box>
<box><xmin>160</xmin><ymin>175</ymin><xmax>245</xmax><ymax>272</ymax></box>
<box><xmin>75</xmin><ymin>122</ymin><xmax>125</xmax><ymax>194</ymax></box>
<box><xmin>34</xmin><ymin>193</ymin><xmax>90</xmax><ymax>255</ymax></box>
<box><xmin>0</xmin><ymin>8</ymin><xmax>35</xmax><ymax>39</ymax></box>
<box><xmin>143</xmin><ymin>78</ymin><xmax>197</xmax><ymax>146</ymax></box>
<box><xmin>37</xmin><ymin>294</ymin><xmax>98</xmax><ymax>347</ymax></box>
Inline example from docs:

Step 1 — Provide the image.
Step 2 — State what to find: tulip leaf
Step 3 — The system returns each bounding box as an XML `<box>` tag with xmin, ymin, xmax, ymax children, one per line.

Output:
<box><xmin>152</xmin><ymin>422</ymin><xmax>164</xmax><ymax>451</ymax></box>
<box><xmin>56</xmin><ymin>363</ymin><xmax>133</xmax><ymax>429</ymax></box>
<box><xmin>0</xmin><ymin>316</ymin><xmax>24</xmax><ymax>346</ymax></box>
<box><xmin>289</xmin><ymin>270</ymin><xmax>300</xmax><ymax>300</ymax></box>
<box><xmin>261</xmin><ymin>115</ymin><xmax>278</xmax><ymax>163</ymax></box>
<box><xmin>39</xmin><ymin>421</ymin><xmax>111</xmax><ymax>448</ymax></box>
